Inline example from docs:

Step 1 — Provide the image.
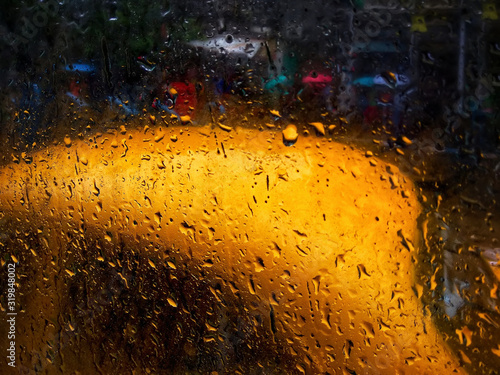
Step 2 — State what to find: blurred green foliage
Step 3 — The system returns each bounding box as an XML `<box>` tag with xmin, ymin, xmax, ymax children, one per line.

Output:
<box><xmin>80</xmin><ymin>0</ymin><xmax>165</xmax><ymax>59</ymax></box>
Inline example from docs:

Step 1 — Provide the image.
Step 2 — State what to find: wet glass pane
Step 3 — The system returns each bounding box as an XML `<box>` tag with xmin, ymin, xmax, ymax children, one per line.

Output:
<box><xmin>0</xmin><ymin>1</ymin><xmax>499</xmax><ymax>374</ymax></box>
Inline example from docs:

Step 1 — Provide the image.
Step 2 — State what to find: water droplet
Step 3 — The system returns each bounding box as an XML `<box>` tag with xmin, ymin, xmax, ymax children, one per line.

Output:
<box><xmin>282</xmin><ymin>124</ymin><xmax>299</xmax><ymax>146</ymax></box>
<box><xmin>244</xmin><ymin>43</ymin><xmax>256</xmax><ymax>55</ymax></box>
<box><xmin>92</xmin><ymin>180</ymin><xmax>100</xmax><ymax>196</ymax></box>
<box><xmin>401</xmin><ymin>136</ymin><xmax>412</xmax><ymax>145</ymax></box>
<box><xmin>154</xmin><ymin>132</ymin><xmax>165</xmax><ymax>142</ymax></box>
<box><xmin>456</xmin><ymin>326</ymin><xmax>474</xmax><ymax>347</ymax></box>
<box><xmin>167</xmin><ymin>297</ymin><xmax>178</xmax><ymax>308</ymax></box>
<box><xmin>65</xmin><ymin>269</ymin><xmax>75</xmax><ymax>277</ymax></box>
<box><xmin>254</xmin><ymin>257</ymin><xmax>265</xmax><ymax>272</ymax></box>
<box><xmin>218</xmin><ymin>123</ymin><xmax>232</xmax><ymax>132</ymax></box>
<box><xmin>80</xmin><ymin>156</ymin><xmax>88</xmax><ymax>165</ymax></box>
<box><xmin>154</xmin><ymin>212</ymin><xmax>162</xmax><ymax>224</ymax></box>
<box><xmin>351</xmin><ymin>166</ymin><xmax>362</xmax><ymax>178</ymax></box>
<box><xmin>357</xmin><ymin>264</ymin><xmax>371</xmax><ymax>278</ymax></box>
<box><xmin>64</xmin><ymin>135</ymin><xmax>72</xmax><ymax>147</ymax></box>
<box><xmin>380</xmin><ymin>71</ymin><xmax>397</xmax><ymax>87</ymax></box>
<box><xmin>309</xmin><ymin>122</ymin><xmax>326</xmax><ymax>135</ymax></box>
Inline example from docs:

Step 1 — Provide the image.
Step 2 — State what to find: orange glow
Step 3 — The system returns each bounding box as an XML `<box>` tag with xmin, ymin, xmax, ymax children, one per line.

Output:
<box><xmin>0</xmin><ymin>125</ymin><xmax>465</xmax><ymax>374</ymax></box>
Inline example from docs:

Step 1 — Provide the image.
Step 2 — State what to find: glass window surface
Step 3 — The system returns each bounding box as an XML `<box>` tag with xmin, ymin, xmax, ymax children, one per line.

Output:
<box><xmin>0</xmin><ymin>1</ymin><xmax>499</xmax><ymax>374</ymax></box>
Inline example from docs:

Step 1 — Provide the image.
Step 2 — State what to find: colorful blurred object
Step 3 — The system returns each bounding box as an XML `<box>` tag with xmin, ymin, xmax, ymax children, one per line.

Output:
<box><xmin>188</xmin><ymin>35</ymin><xmax>262</xmax><ymax>59</ymax></box>
<box><xmin>483</xmin><ymin>3</ymin><xmax>498</xmax><ymax>20</ymax></box>
<box><xmin>411</xmin><ymin>15</ymin><xmax>427</xmax><ymax>33</ymax></box>
<box><xmin>302</xmin><ymin>70</ymin><xmax>333</xmax><ymax>86</ymax></box>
